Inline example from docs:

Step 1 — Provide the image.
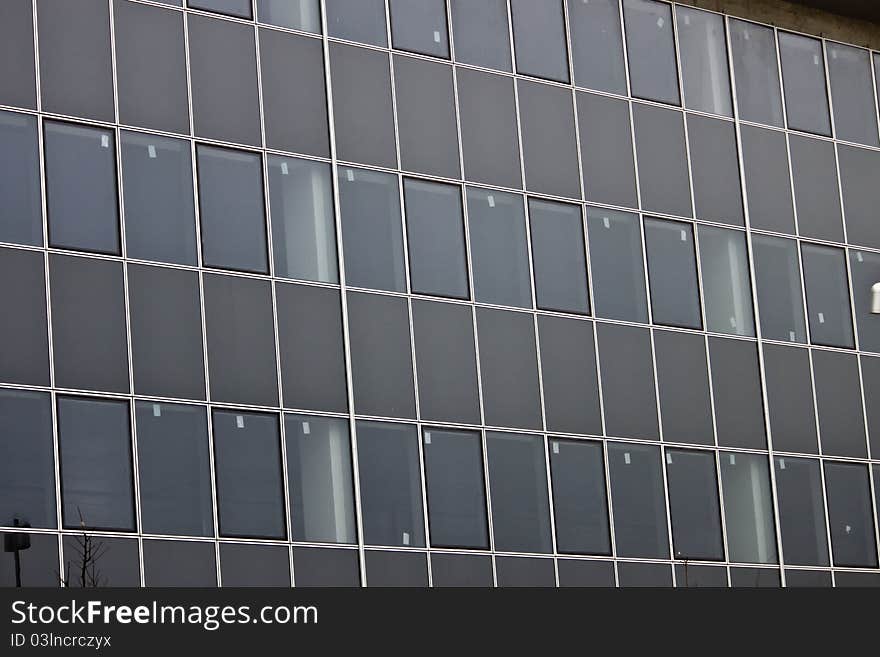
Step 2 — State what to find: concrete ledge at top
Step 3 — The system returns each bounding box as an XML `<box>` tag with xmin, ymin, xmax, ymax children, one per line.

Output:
<box><xmin>678</xmin><ymin>0</ymin><xmax>880</xmax><ymax>49</ymax></box>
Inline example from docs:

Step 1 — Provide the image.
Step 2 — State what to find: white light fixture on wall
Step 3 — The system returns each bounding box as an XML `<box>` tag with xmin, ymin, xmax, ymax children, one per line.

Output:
<box><xmin>872</xmin><ymin>282</ymin><xmax>880</xmax><ymax>315</ymax></box>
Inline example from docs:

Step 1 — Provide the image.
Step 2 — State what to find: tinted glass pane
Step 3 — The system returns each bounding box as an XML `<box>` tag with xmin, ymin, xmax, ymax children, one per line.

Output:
<box><xmin>257</xmin><ymin>0</ymin><xmax>321</xmax><ymax>33</ymax></box>
<box><xmin>608</xmin><ymin>443</ymin><xmax>668</xmax><ymax>558</ymax></box>
<box><xmin>824</xmin><ymin>462</ymin><xmax>877</xmax><ymax>568</ymax></box>
<box><xmin>203</xmin><ymin>274</ymin><xmax>279</xmax><ymax>407</ymax></box>
<box><xmin>220</xmin><ymin>543</ymin><xmax>290</xmax><ymax>587</ymax></box>
<box><xmin>623</xmin><ymin>0</ymin><xmax>680</xmax><ymax>105</ymax></box>
<box><xmin>720</xmin><ymin>452</ymin><xmax>777</xmax><ymax>564</ymax></box>
<box><xmin>779</xmin><ymin>32</ymin><xmax>831</xmax><ymax>136</ymax></box>
<box><xmin>293</xmin><ymin>547</ymin><xmax>360</xmax><ymax>587</ymax></box>
<box><xmin>143</xmin><ymin>540</ymin><xmax>216</xmax><ymax>587</ymax></box>
<box><xmin>577</xmin><ymin>94</ymin><xmax>638</xmax><ymax>208</ymax></box>
<box><xmin>285</xmin><ymin>414</ymin><xmax>356</xmax><ymax>544</ymax></box>
<box><xmin>476</xmin><ymin>308</ymin><xmax>542</xmax><ymax>431</ymax></box>
<box><xmin>121</xmin><ymin>132</ymin><xmax>196</xmax><ymax>266</ymax></box>
<box><xmin>729</xmin><ymin>567</ymin><xmax>780</xmax><ymax>588</ymax></box>
<box><xmin>550</xmin><ymin>439</ymin><xmax>610</xmax><ymax>555</ymax></box>
<box><xmin>189</xmin><ymin>0</ymin><xmax>251</xmax><ymax>18</ymax></box>
<box><xmin>687</xmin><ymin>115</ymin><xmax>744</xmax><ymax>226</ymax></box>
<box><xmin>390</xmin><ymin>0</ymin><xmax>448</xmax><ymax>58</ymax></box>
<box><xmin>827</xmin><ymin>43</ymin><xmax>878</xmax><ymax>147</ymax></box>
<box><xmin>764</xmin><ymin>345</ymin><xmax>819</xmax><ymax>454</ymax></box>
<box><xmin>0</xmin><ymin>248</ymin><xmax>49</xmax><ymax>386</ymax></box>
<box><xmin>213</xmin><ymin>410</ymin><xmax>285</xmax><ymax>539</ymax></box>
<box><xmin>49</xmin><ymin>255</ymin><xmax>129</xmax><ymax>393</ymax></box>
<box><xmin>752</xmin><ymin>235</ymin><xmax>806</xmax><ymax>343</ymax></box>
<box><xmin>740</xmin><ymin>125</ymin><xmax>795</xmax><ymax>234</ymax></box>
<box><xmin>709</xmin><ymin>337</ymin><xmax>766</xmax><ymax>449</ymax></box>
<box><xmin>0</xmin><ymin>0</ymin><xmax>36</xmax><ymax>109</ymax></box>
<box><xmin>0</xmin><ymin>390</ymin><xmax>54</xmax><ymax>529</ymax></box>
<box><xmin>654</xmin><ymin>330</ymin><xmax>714</xmax><ymax>446</ymax></box>
<box><xmin>58</xmin><ymin>396</ymin><xmax>133</xmax><ymax>532</ymax></box>
<box><xmin>326</xmin><ymin>0</ymin><xmax>387</xmax><ymax>47</ymax></box>
<box><xmin>586</xmin><ymin>208</ymin><xmax>647</xmax><ymax>323</ymax></box>
<box><xmin>557</xmin><ymin>559</ymin><xmax>616</xmax><ymax>587</ymax></box>
<box><xmin>136</xmin><ymin>402</ymin><xmax>213</xmax><ymax>537</ymax></box>
<box><xmin>412</xmin><ymin>300</ymin><xmax>481</xmax><ymax>425</ymax></box>
<box><xmin>467</xmin><ymin>188</ymin><xmax>531</xmax><ymax>308</ymax></box>
<box><xmin>789</xmin><ymin>135</ymin><xmax>843</xmax><ymax>242</ymax></box>
<box><xmin>645</xmin><ymin>218</ymin><xmax>701</xmax><ymax>329</ymax></box>
<box><xmin>785</xmin><ymin>569</ymin><xmax>831</xmax><ymax>587</ymax></box>
<box><xmin>568</xmin><ymin>0</ymin><xmax>625</xmax><ymax>94</ymax></box>
<box><xmin>347</xmin><ymin>292</ymin><xmax>416</xmax><ymax>419</ymax></box>
<box><xmin>802</xmin><ymin>244</ymin><xmax>854</xmax><ymax>348</ymax></box>
<box><xmin>617</xmin><ymin>561</ymin><xmax>672</xmax><ymax>587</ymax></box>
<box><xmin>674</xmin><ymin>564</ymin><xmax>727</xmax><ymax>588</ymax></box>
<box><xmin>450</xmin><ymin>0</ymin><xmax>511</xmax><ymax>72</ymax></box>
<box><xmin>356</xmin><ymin>421</ymin><xmax>425</xmax><ymax>548</ymax></box>
<box><xmin>510</xmin><ymin>0</ymin><xmax>568</xmax><ymax>82</ymax></box>
<box><xmin>0</xmin><ymin>111</ymin><xmax>41</xmax><ymax>246</ymax></box>
<box><xmin>197</xmin><ymin>145</ymin><xmax>267</xmax><ymax>274</ymax></box>
<box><xmin>486</xmin><ymin>432</ymin><xmax>552</xmax><ymax>553</ymax></box>
<box><xmin>423</xmin><ymin>428</ymin><xmax>488</xmax><ymax>549</ymax></box>
<box><xmin>632</xmin><ymin>104</ymin><xmax>692</xmax><ymax>218</ymax></box>
<box><xmin>812</xmin><ymin>350</ymin><xmax>866</xmax><ymax>458</ymax></box>
<box><xmin>430</xmin><ymin>553</ymin><xmax>493</xmax><ymax>587</ymax></box>
<box><xmin>597</xmin><ymin>323</ymin><xmax>658</xmax><ymax>439</ymax></box>
<box><xmin>45</xmin><ymin>122</ymin><xmax>119</xmax><ymax>255</ymax></box>
<box><xmin>61</xmin><ymin>536</ymin><xmax>139</xmax><ymax>587</ymax></box>
<box><xmin>676</xmin><ymin>7</ymin><xmax>731</xmax><ymax>116</ymax></box>
<box><xmin>864</xmin><ymin>357</ymin><xmax>880</xmax><ymax>458</ymax></box>
<box><xmin>666</xmin><ymin>449</ymin><xmax>723</xmax><ymax>560</ymax></box>
<box><xmin>529</xmin><ymin>200</ymin><xmax>588</xmax><ymax>314</ymax></box>
<box><xmin>839</xmin><ymin>144</ymin><xmax>880</xmax><ymax>249</ymax></box>
<box><xmin>495</xmin><ymin>556</ymin><xmax>555</xmax><ymax>587</ymax></box>
<box><xmin>404</xmin><ymin>179</ymin><xmax>468</xmax><ymax>299</ymax></box>
<box><xmin>850</xmin><ymin>249</ymin><xmax>880</xmax><ymax>353</ymax></box>
<box><xmin>0</xmin><ymin>532</ymin><xmax>58</xmax><ymax>587</ymax></box>
<box><xmin>268</xmin><ymin>156</ymin><xmax>337</xmax><ymax>284</ymax></box>
<box><xmin>698</xmin><ymin>226</ymin><xmax>754</xmax><ymax>337</ymax></box>
<box><xmin>729</xmin><ymin>19</ymin><xmax>784</xmax><ymax>127</ymax></box>
<box><xmin>338</xmin><ymin>167</ymin><xmax>405</xmax><ymax>292</ymax></box>
<box><xmin>774</xmin><ymin>456</ymin><xmax>829</xmax><ymax>566</ymax></box>
<box><xmin>364</xmin><ymin>551</ymin><xmax>427</xmax><ymax>587</ymax></box>
<box><xmin>834</xmin><ymin>571</ymin><xmax>880</xmax><ymax>588</ymax></box>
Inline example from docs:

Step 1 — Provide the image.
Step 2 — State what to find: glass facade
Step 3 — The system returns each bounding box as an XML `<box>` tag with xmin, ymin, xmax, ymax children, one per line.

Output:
<box><xmin>1</xmin><ymin>0</ymin><xmax>879</xmax><ymax>588</ymax></box>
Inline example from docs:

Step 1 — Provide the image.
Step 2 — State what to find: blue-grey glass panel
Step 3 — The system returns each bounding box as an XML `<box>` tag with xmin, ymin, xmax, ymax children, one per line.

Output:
<box><xmin>811</xmin><ymin>350</ymin><xmax>866</xmax><ymax>458</ymax></box>
<box><xmin>774</xmin><ymin>456</ymin><xmax>828</xmax><ymax>566</ymax></box>
<box><xmin>390</xmin><ymin>0</ymin><xmax>448</xmax><ymax>58</ymax></box>
<box><xmin>825</xmin><ymin>462</ymin><xmax>878</xmax><ymax>568</ymax></box>
<box><xmin>802</xmin><ymin>244</ymin><xmax>854</xmax><ymax>349</ymax></box>
<box><xmin>431</xmin><ymin>553</ymin><xmax>494</xmax><ymax>587</ymax></box>
<box><xmin>779</xmin><ymin>32</ymin><xmax>831</xmax><ymax>136</ymax></box>
<box><xmin>61</xmin><ymin>535</ymin><xmax>139</xmax><ymax>587</ymax></box>
<box><xmin>763</xmin><ymin>344</ymin><xmax>818</xmax><ymax>454</ymax></box>
<box><xmin>784</xmin><ymin>569</ymin><xmax>831</xmax><ymax>587</ymax></box>
<box><xmin>720</xmin><ymin>452</ymin><xmax>777</xmax><ymax>564</ymax></box>
<box><xmin>326</xmin><ymin>0</ymin><xmax>387</xmax><ymax>47</ymax></box>
<box><xmin>257</xmin><ymin>0</ymin><xmax>321</xmax><ymax>33</ymax></box>
<box><xmin>644</xmin><ymin>218</ymin><xmax>701</xmax><ymax>329</ymax></box>
<box><xmin>687</xmin><ymin>115</ymin><xmax>744</xmax><ymax>226</ymax></box>
<box><xmin>578</xmin><ymin>96</ymin><xmax>638</xmax><ymax>208</ymax></box>
<box><xmin>586</xmin><ymin>208</ymin><xmax>648</xmax><ymax>323</ymax></box>
<box><xmin>495</xmin><ymin>556</ymin><xmax>555</xmax><ymax>587</ymax></box>
<box><xmin>839</xmin><ymin>144</ymin><xmax>880</xmax><ymax>249</ymax></box>
<box><xmin>189</xmin><ymin>0</ymin><xmax>252</xmax><ymax>19</ymax></box>
<box><xmin>450</xmin><ymin>0</ymin><xmax>510</xmax><ymax>72</ymax></box>
<box><xmin>674</xmin><ymin>564</ymin><xmax>727</xmax><ymax>588</ymax></box>
<box><xmin>364</xmin><ymin>551</ymin><xmax>428</xmax><ymax>587</ymax></box>
<box><xmin>568</xmin><ymin>0</ymin><xmax>626</xmax><ymax>94</ymax></box>
<box><xmin>143</xmin><ymin>540</ymin><xmax>216</xmax><ymax>587</ymax></box>
<box><xmin>698</xmin><ymin>226</ymin><xmax>754</xmax><ymax>337</ymax></box>
<box><xmin>0</xmin><ymin>248</ymin><xmax>49</xmax><ymax>386</ymax></box>
<box><xmin>550</xmin><ymin>439</ymin><xmax>611</xmax><ymax>555</ymax></box>
<box><xmin>676</xmin><ymin>6</ymin><xmax>732</xmax><ymax>116</ymax></box>
<box><xmin>827</xmin><ymin>43</ymin><xmax>878</xmax><ymax>147</ymax></box>
<box><xmin>220</xmin><ymin>543</ymin><xmax>290</xmax><ymax>587</ymax></box>
<box><xmin>608</xmin><ymin>443</ymin><xmax>669</xmax><ymax>559</ymax></box>
<box><xmin>292</xmin><ymin>547</ymin><xmax>360</xmax><ymax>587</ymax></box>
<box><xmin>623</xmin><ymin>0</ymin><xmax>680</xmax><ymax>105</ymax></box>
<box><xmin>849</xmin><ymin>249</ymin><xmax>880</xmax><ymax>353</ymax></box>
<box><xmin>752</xmin><ymin>235</ymin><xmax>806</xmax><ymax>343</ymax></box>
<box><xmin>632</xmin><ymin>104</ymin><xmax>692</xmax><ymax>218</ymax></box>
<box><xmin>729</xmin><ymin>19</ymin><xmax>784</xmax><ymax>127</ymax></box>
<box><xmin>709</xmin><ymin>337</ymin><xmax>766</xmax><ymax>450</ymax></box>
<box><xmin>0</xmin><ymin>0</ymin><xmax>36</xmax><ymax>109</ymax></box>
<box><xmin>0</xmin><ymin>111</ymin><xmax>41</xmax><ymax>246</ymax></box>
<box><xmin>789</xmin><ymin>135</ymin><xmax>843</xmax><ymax>242</ymax></box>
<box><xmin>510</xmin><ymin>0</ymin><xmax>569</xmax><ymax>83</ymax></box>
<box><xmin>654</xmin><ymin>330</ymin><xmax>714</xmax><ymax>446</ymax></box>
<box><xmin>741</xmin><ymin>125</ymin><xmax>795</xmax><ymax>234</ymax></box>
<box><xmin>529</xmin><ymin>199</ymin><xmax>588</xmax><ymax>314</ymax></box>
<box><xmin>557</xmin><ymin>559</ymin><xmax>616</xmax><ymax>587</ymax></box>
<box><xmin>730</xmin><ymin>567</ymin><xmax>780</xmax><ymax>588</ymax></box>
<box><xmin>666</xmin><ymin>449</ymin><xmax>723</xmax><ymax>561</ymax></box>
<box><xmin>617</xmin><ymin>561</ymin><xmax>672</xmax><ymax>587</ymax></box>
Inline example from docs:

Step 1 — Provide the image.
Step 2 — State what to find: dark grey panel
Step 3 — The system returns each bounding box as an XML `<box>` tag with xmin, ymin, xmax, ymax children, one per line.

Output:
<box><xmin>839</xmin><ymin>144</ymin><xmax>880</xmax><ymax>249</ymax></box>
<box><xmin>577</xmin><ymin>93</ymin><xmax>638</xmax><ymax>208</ymax></box>
<box><xmin>763</xmin><ymin>344</ymin><xmax>818</xmax><ymax>454</ymax></box>
<box><xmin>449</xmin><ymin>0</ymin><xmax>511</xmax><ymax>72</ymax></box>
<box><xmin>849</xmin><ymin>249</ymin><xmax>880</xmax><ymax>353</ymax></box>
<box><xmin>143</xmin><ymin>540</ymin><xmax>216</xmax><ymax>587</ymax></box>
<box><xmin>775</xmin><ymin>456</ymin><xmax>829</xmax><ymax>566</ymax></box>
<box><xmin>811</xmin><ymin>350</ymin><xmax>866</xmax><ymax>458</ymax></box>
<box><xmin>390</xmin><ymin>0</ymin><xmax>448</xmax><ymax>58</ymax></box>
<box><xmin>495</xmin><ymin>557</ymin><xmax>556</xmax><ymax>587</ymax></box>
<box><xmin>687</xmin><ymin>114</ymin><xmax>743</xmax><ymax>226</ymax></box>
<box><xmin>326</xmin><ymin>0</ymin><xmax>386</xmax><ymax>47</ymax></box>
<box><xmin>50</xmin><ymin>255</ymin><xmax>129</xmax><ymax>393</ymax></box>
<box><xmin>510</xmin><ymin>0</ymin><xmax>569</xmax><ymax>83</ymax></box>
<box><xmin>568</xmin><ymin>0</ymin><xmax>626</xmax><ymax>94</ymax></box>
<box><xmin>752</xmin><ymin>235</ymin><xmax>807</xmax><ymax>343</ymax></box>
<box><xmin>863</xmin><ymin>356</ymin><xmax>880</xmax><ymax>457</ymax></box>
<box><xmin>827</xmin><ymin>42</ymin><xmax>878</xmax><ymax>147</ymax></box>
<box><xmin>189</xmin><ymin>0</ymin><xmax>252</xmax><ymax>18</ymax></box>
<box><xmin>741</xmin><ymin>125</ymin><xmax>795</xmax><ymax>234</ymax></box>
<box><xmin>779</xmin><ymin>32</ymin><xmax>831</xmax><ymax>136</ymax></box>
<box><xmin>674</xmin><ymin>564</ymin><xmax>727</xmax><ymax>588</ymax></box>
<box><xmin>824</xmin><ymin>462</ymin><xmax>877</xmax><ymax>568</ymax></box>
<box><xmin>730</xmin><ymin>568</ymin><xmax>780</xmax><ymax>588</ymax></box>
<box><xmin>666</xmin><ymin>449</ymin><xmax>724</xmax><ymax>561</ymax></box>
<box><xmin>0</xmin><ymin>112</ymin><xmax>41</xmax><ymax>246</ymax></box>
<box><xmin>617</xmin><ymin>562</ymin><xmax>672</xmax><ymax>587</ymax></box>
<box><xmin>784</xmin><ymin>569</ymin><xmax>831</xmax><ymax>587</ymax></box>
<box><xmin>802</xmin><ymin>244</ymin><xmax>854</xmax><ymax>348</ymax></box>
<box><xmin>834</xmin><ymin>571</ymin><xmax>880</xmax><ymax>588</ymax></box>
<box><xmin>0</xmin><ymin>533</ymin><xmax>58</xmax><ymax>587</ymax></box>
<box><xmin>709</xmin><ymin>337</ymin><xmax>766</xmax><ymax>450</ymax></box>
<box><xmin>0</xmin><ymin>0</ymin><xmax>36</xmax><ymax>109</ymax></box>
<box><xmin>364</xmin><ymin>551</ymin><xmax>428</xmax><ymax>587</ymax></box>
<box><xmin>62</xmin><ymin>536</ymin><xmax>140</xmax><ymax>587</ymax></box>
<box><xmin>729</xmin><ymin>19</ymin><xmax>784</xmax><ymax>127</ymax></box>
<box><xmin>632</xmin><ymin>104</ymin><xmax>692</xmax><ymax>217</ymax></box>
<box><xmin>257</xmin><ymin>0</ymin><xmax>321</xmax><ymax>33</ymax></box>
<box><xmin>550</xmin><ymin>439</ymin><xmax>610</xmax><ymax>555</ymax></box>
<box><xmin>430</xmin><ymin>553</ymin><xmax>493</xmax><ymax>587</ymax></box>
<box><xmin>644</xmin><ymin>218</ymin><xmax>701</xmax><ymax>329</ymax></box>
<box><xmin>608</xmin><ymin>443</ymin><xmax>669</xmax><ymax>559</ymax></box>
<box><xmin>720</xmin><ymin>451</ymin><xmax>777</xmax><ymax>564</ymax></box>
<box><xmin>789</xmin><ymin>136</ymin><xmax>843</xmax><ymax>242</ymax></box>
<box><xmin>0</xmin><ymin>248</ymin><xmax>49</xmax><ymax>386</ymax></box>
<box><xmin>529</xmin><ymin>200</ymin><xmax>588</xmax><ymax>314</ymax></box>
<box><xmin>557</xmin><ymin>559</ymin><xmax>616</xmax><ymax>587</ymax></box>
<box><xmin>654</xmin><ymin>330</ymin><xmax>713</xmax><ymax>446</ymax></box>
<box><xmin>293</xmin><ymin>547</ymin><xmax>360</xmax><ymax>587</ymax></box>
<box><xmin>623</xmin><ymin>0</ymin><xmax>680</xmax><ymax>105</ymax></box>
<box><xmin>676</xmin><ymin>6</ymin><xmax>732</xmax><ymax>116</ymax></box>
<box><xmin>220</xmin><ymin>544</ymin><xmax>290</xmax><ymax>587</ymax></box>
<box><xmin>586</xmin><ymin>208</ymin><xmax>647</xmax><ymax>323</ymax></box>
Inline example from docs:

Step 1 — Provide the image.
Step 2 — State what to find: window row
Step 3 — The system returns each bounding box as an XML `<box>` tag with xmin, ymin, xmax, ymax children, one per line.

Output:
<box><xmin>3</xmin><ymin>392</ymin><xmax>878</xmax><ymax>569</ymax></box>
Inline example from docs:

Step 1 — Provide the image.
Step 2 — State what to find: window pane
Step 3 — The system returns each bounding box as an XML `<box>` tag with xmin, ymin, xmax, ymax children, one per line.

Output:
<box><xmin>486</xmin><ymin>432</ymin><xmax>552</xmax><ymax>553</ymax></box>
<box><xmin>674</xmin><ymin>563</ymin><xmax>727</xmax><ymax>588</ymax></box>
<box><xmin>550</xmin><ymin>439</ymin><xmax>610</xmax><ymax>555</ymax></box>
<box><xmin>577</xmin><ymin>93</ymin><xmax>638</xmax><ymax>208</ymax></box>
<box><xmin>189</xmin><ymin>0</ymin><xmax>252</xmax><ymax>18</ymax></box>
<box><xmin>698</xmin><ymin>226</ymin><xmax>754</xmax><ymax>336</ymax></box>
<box><xmin>802</xmin><ymin>244</ymin><xmax>854</xmax><ymax>348</ymax></box>
<box><xmin>632</xmin><ymin>104</ymin><xmax>692</xmax><ymax>218</ymax></box>
<box><xmin>390</xmin><ymin>0</ymin><xmax>448</xmax><ymax>58</ymax></box>
<box><xmin>431</xmin><ymin>553</ymin><xmax>494</xmax><ymax>587</ymax></box>
<box><xmin>476</xmin><ymin>308</ymin><xmax>542</xmax><ymax>431</ymax></box>
<box><xmin>741</xmin><ymin>125</ymin><xmax>795</xmax><ymax>234</ymax></box>
<box><xmin>0</xmin><ymin>111</ymin><xmax>41</xmax><ymax>246</ymax></box>
<box><xmin>709</xmin><ymin>337</ymin><xmax>766</xmax><ymax>450</ymax></box>
<box><xmin>644</xmin><ymin>218</ymin><xmax>701</xmax><ymax>329</ymax></box>
<box><xmin>285</xmin><ymin>414</ymin><xmax>356</xmax><ymax>544</ymax></box>
<box><xmin>849</xmin><ymin>249</ymin><xmax>880</xmax><ymax>353</ymax></box>
<box><xmin>403</xmin><ymin>179</ymin><xmax>468</xmax><ymax>299</ymax></box>
<box><xmin>730</xmin><ymin>567</ymin><xmax>780</xmax><ymax>588</ymax></box>
<box><xmin>529</xmin><ymin>199</ymin><xmax>588</xmax><ymax>314</ymax></box>
<box><xmin>450</xmin><ymin>0</ymin><xmax>511</xmax><ymax>72</ymax></box>
<box><xmin>510</xmin><ymin>0</ymin><xmax>569</xmax><ymax>83</ymax></box>
<box><xmin>45</xmin><ymin>121</ymin><xmax>119</xmax><ymax>255</ymax></box>
<box><xmin>676</xmin><ymin>7</ymin><xmax>731</xmax><ymax>116</ymax></box>
<box><xmin>0</xmin><ymin>390</ymin><xmax>55</xmax><ymax>529</ymax></box>
<box><xmin>752</xmin><ymin>235</ymin><xmax>806</xmax><ymax>343</ymax></box>
<box><xmin>839</xmin><ymin>144</ymin><xmax>880</xmax><ymax>249</ymax></box>
<box><xmin>729</xmin><ymin>19</ymin><xmax>784</xmax><ymax>127</ymax></box>
<box><xmin>586</xmin><ymin>208</ymin><xmax>648</xmax><ymax>323</ymax></box>
<box><xmin>812</xmin><ymin>350</ymin><xmax>866</xmax><ymax>458</ymax></box>
<box><xmin>423</xmin><ymin>428</ymin><xmax>488</xmax><ymax>549</ymax></box>
<box><xmin>364</xmin><ymin>551</ymin><xmax>428</xmax><ymax>587</ymax></box>
<box><xmin>197</xmin><ymin>145</ymin><xmax>267</xmax><ymax>274</ymax></box>
<box><xmin>774</xmin><ymin>456</ymin><xmax>828</xmax><ymax>566</ymax></box>
<box><xmin>0</xmin><ymin>0</ymin><xmax>36</xmax><ymax>109</ymax></box>
<box><xmin>720</xmin><ymin>452</ymin><xmax>777</xmax><ymax>564</ymax></box>
<box><xmin>785</xmin><ymin>568</ymin><xmax>831</xmax><ymax>587</ymax></box>
<box><xmin>356</xmin><ymin>421</ymin><xmax>425</xmax><ymax>548</ymax></box>
<box><xmin>121</xmin><ymin>132</ymin><xmax>196</xmax><ymax>266</ymax></box>
<box><xmin>62</xmin><ymin>535</ymin><xmax>139</xmax><ymax>587</ymax></box>
<box><xmin>268</xmin><ymin>156</ymin><xmax>337</xmax><ymax>283</ymax></box>
<box><xmin>623</xmin><ymin>0</ymin><xmax>680</xmax><ymax>105</ymax></box>
<box><xmin>0</xmin><ymin>532</ymin><xmax>58</xmax><ymax>587</ymax></box>
<box><xmin>220</xmin><ymin>543</ymin><xmax>290</xmax><ymax>587</ymax></box>
<box><xmin>326</xmin><ymin>0</ymin><xmax>387</xmax><ymax>47</ymax></box>
<box><xmin>293</xmin><ymin>547</ymin><xmax>360</xmax><ymax>587</ymax></box>
<box><xmin>257</xmin><ymin>0</ymin><xmax>321</xmax><ymax>33</ymax></box>
<box><xmin>779</xmin><ymin>32</ymin><xmax>831</xmax><ymax>136</ymax></box>
<box><xmin>557</xmin><ymin>559</ymin><xmax>616</xmax><ymax>587</ymax></box>
<box><xmin>495</xmin><ymin>556</ymin><xmax>555</xmax><ymax>587</ymax></box>
<box><xmin>617</xmin><ymin>561</ymin><xmax>672</xmax><ymax>587</ymax></box>
<box><xmin>213</xmin><ymin>410</ymin><xmax>285</xmax><ymax>539</ymax></box>
<box><xmin>467</xmin><ymin>188</ymin><xmax>531</xmax><ymax>308</ymax></box>
<box><xmin>0</xmin><ymin>248</ymin><xmax>49</xmax><ymax>386</ymax></box>
<box><xmin>58</xmin><ymin>396</ymin><xmax>133</xmax><ymax>531</ymax></box>
<box><xmin>143</xmin><ymin>540</ymin><xmax>216</xmax><ymax>587</ymax></box>
<box><xmin>864</xmin><ymin>356</ymin><xmax>880</xmax><ymax>458</ymax></box>
<box><xmin>568</xmin><ymin>0</ymin><xmax>626</xmax><ymax>94</ymax></box>
<box><xmin>607</xmin><ymin>443</ymin><xmax>669</xmax><ymax>559</ymax></box>
<box><xmin>597</xmin><ymin>323</ymin><xmax>658</xmax><ymax>439</ymax></box>
<box><xmin>687</xmin><ymin>115</ymin><xmax>744</xmax><ymax>226</ymax></box>
<box><xmin>827</xmin><ymin>43</ymin><xmax>878</xmax><ymax>147</ymax></box>
<box><xmin>136</xmin><ymin>402</ymin><xmax>213</xmax><ymax>537</ymax></box>
<box><xmin>789</xmin><ymin>135</ymin><xmax>843</xmax><ymax>242</ymax></box>
<box><xmin>654</xmin><ymin>330</ymin><xmax>714</xmax><ymax>446</ymax></box>
<box><xmin>763</xmin><ymin>344</ymin><xmax>818</xmax><ymax>454</ymax></box>
<box><xmin>666</xmin><ymin>449</ymin><xmax>723</xmax><ymax>561</ymax></box>
<box><xmin>338</xmin><ymin>167</ymin><xmax>405</xmax><ymax>292</ymax></box>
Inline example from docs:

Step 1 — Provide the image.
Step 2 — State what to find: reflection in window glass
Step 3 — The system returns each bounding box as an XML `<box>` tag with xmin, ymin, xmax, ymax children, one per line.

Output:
<box><xmin>827</xmin><ymin>43</ymin><xmax>878</xmax><ymax>147</ymax></box>
<box><xmin>467</xmin><ymin>188</ymin><xmax>531</xmax><ymax>308</ymax></box>
<box><xmin>62</xmin><ymin>535</ymin><xmax>140</xmax><ymax>587</ymax></box>
<box><xmin>529</xmin><ymin>199</ymin><xmax>589</xmax><ymax>314</ymax></box>
<box><xmin>404</xmin><ymin>179</ymin><xmax>468</xmax><ymax>299</ymax></box>
<box><xmin>257</xmin><ymin>0</ymin><xmax>320</xmax><ymax>33</ymax></box>
<box><xmin>779</xmin><ymin>32</ymin><xmax>831</xmax><ymax>136</ymax></box>
<box><xmin>136</xmin><ymin>402</ymin><xmax>213</xmax><ymax>537</ymax></box>
<box><xmin>326</xmin><ymin>0</ymin><xmax>386</xmax><ymax>46</ymax></box>
<box><xmin>356</xmin><ymin>421</ymin><xmax>425</xmax><ymax>548</ymax></box>
<box><xmin>698</xmin><ymin>226</ymin><xmax>754</xmax><ymax>337</ymax></box>
<box><xmin>666</xmin><ymin>449</ymin><xmax>724</xmax><ymax>561</ymax></box>
<box><xmin>676</xmin><ymin>6</ymin><xmax>731</xmax><ymax>116</ymax></box>
<box><xmin>824</xmin><ymin>462</ymin><xmax>878</xmax><ymax>568</ymax></box>
<box><xmin>509</xmin><ymin>0</ymin><xmax>569</xmax><ymax>83</ymax></box>
<box><xmin>623</xmin><ymin>0</ymin><xmax>680</xmax><ymax>105</ymax></box>
<box><xmin>644</xmin><ymin>218</ymin><xmax>701</xmax><ymax>329</ymax></box>
<box><xmin>720</xmin><ymin>452</ymin><xmax>777</xmax><ymax>564</ymax></box>
<box><xmin>849</xmin><ymin>249</ymin><xmax>880</xmax><ymax>353</ymax></box>
<box><xmin>338</xmin><ymin>168</ymin><xmax>405</xmax><ymax>292</ymax></box>
<box><xmin>390</xmin><ymin>0</ymin><xmax>448</xmax><ymax>58</ymax></box>
<box><xmin>0</xmin><ymin>532</ymin><xmax>58</xmax><ymax>587</ymax></box>
<box><xmin>188</xmin><ymin>0</ymin><xmax>252</xmax><ymax>18</ymax></box>
<box><xmin>567</xmin><ymin>0</ymin><xmax>626</xmax><ymax>94</ymax></box>
<box><xmin>550</xmin><ymin>439</ymin><xmax>611</xmax><ymax>555</ymax></box>
<box><xmin>608</xmin><ymin>443</ymin><xmax>669</xmax><ymax>559</ymax></box>
<box><xmin>45</xmin><ymin>121</ymin><xmax>119</xmax><ymax>254</ymax></box>
<box><xmin>285</xmin><ymin>414</ymin><xmax>356</xmax><ymax>544</ymax></box>
<box><xmin>802</xmin><ymin>244</ymin><xmax>854</xmax><ymax>349</ymax></box>
<box><xmin>0</xmin><ymin>111</ymin><xmax>41</xmax><ymax>246</ymax></box>
<box><xmin>486</xmin><ymin>432</ymin><xmax>553</xmax><ymax>554</ymax></box>
<box><xmin>423</xmin><ymin>428</ymin><xmax>488</xmax><ymax>550</ymax></box>
<box><xmin>268</xmin><ymin>156</ymin><xmax>337</xmax><ymax>284</ymax></box>
<box><xmin>729</xmin><ymin>19</ymin><xmax>784</xmax><ymax>127</ymax></box>
<box><xmin>586</xmin><ymin>208</ymin><xmax>648</xmax><ymax>323</ymax></box>
<box><xmin>774</xmin><ymin>456</ymin><xmax>829</xmax><ymax>566</ymax></box>
<box><xmin>752</xmin><ymin>236</ymin><xmax>807</xmax><ymax>343</ymax></box>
